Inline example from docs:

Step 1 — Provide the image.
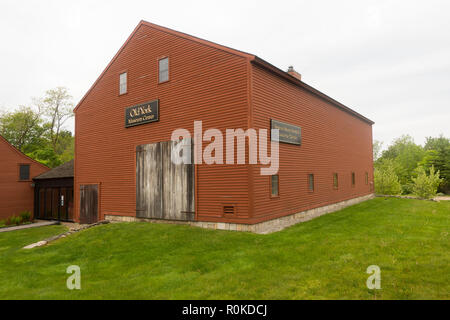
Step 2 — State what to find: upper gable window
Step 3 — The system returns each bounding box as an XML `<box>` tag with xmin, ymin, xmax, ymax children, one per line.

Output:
<box><xmin>158</xmin><ymin>57</ymin><xmax>169</xmax><ymax>83</ymax></box>
<box><xmin>19</xmin><ymin>164</ymin><xmax>30</xmax><ymax>181</ymax></box>
<box><xmin>119</xmin><ymin>72</ymin><xmax>127</xmax><ymax>95</ymax></box>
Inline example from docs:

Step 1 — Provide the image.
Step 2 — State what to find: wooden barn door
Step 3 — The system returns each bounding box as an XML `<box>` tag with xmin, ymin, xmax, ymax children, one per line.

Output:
<box><xmin>79</xmin><ymin>184</ymin><xmax>99</xmax><ymax>224</ymax></box>
<box><xmin>136</xmin><ymin>140</ymin><xmax>194</xmax><ymax>221</ymax></box>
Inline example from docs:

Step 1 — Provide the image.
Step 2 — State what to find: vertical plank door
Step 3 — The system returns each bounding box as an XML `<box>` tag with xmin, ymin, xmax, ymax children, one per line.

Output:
<box><xmin>136</xmin><ymin>139</ymin><xmax>194</xmax><ymax>221</ymax></box>
<box><xmin>79</xmin><ymin>184</ymin><xmax>98</xmax><ymax>224</ymax></box>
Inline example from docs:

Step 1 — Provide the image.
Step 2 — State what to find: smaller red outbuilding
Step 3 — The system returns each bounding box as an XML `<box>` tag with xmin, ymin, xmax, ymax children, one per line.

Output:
<box><xmin>0</xmin><ymin>135</ymin><xmax>49</xmax><ymax>220</ymax></box>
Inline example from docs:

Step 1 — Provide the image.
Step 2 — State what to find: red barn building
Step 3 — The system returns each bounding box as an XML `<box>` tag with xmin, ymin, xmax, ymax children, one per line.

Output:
<box><xmin>0</xmin><ymin>135</ymin><xmax>49</xmax><ymax>221</ymax></box>
<box><xmin>74</xmin><ymin>21</ymin><xmax>374</xmax><ymax>233</ymax></box>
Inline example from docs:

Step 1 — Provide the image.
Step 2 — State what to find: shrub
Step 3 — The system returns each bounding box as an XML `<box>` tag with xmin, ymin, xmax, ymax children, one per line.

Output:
<box><xmin>19</xmin><ymin>211</ymin><xmax>31</xmax><ymax>222</ymax></box>
<box><xmin>0</xmin><ymin>219</ymin><xmax>5</xmax><ymax>227</ymax></box>
<box><xmin>374</xmin><ymin>159</ymin><xmax>402</xmax><ymax>195</ymax></box>
<box><xmin>8</xmin><ymin>215</ymin><xmax>23</xmax><ymax>226</ymax></box>
<box><xmin>401</xmin><ymin>182</ymin><xmax>415</xmax><ymax>195</ymax></box>
<box><xmin>412</xmin><ymin>166</ymin><xmax>443</xmax><ymax>199</ymax></box>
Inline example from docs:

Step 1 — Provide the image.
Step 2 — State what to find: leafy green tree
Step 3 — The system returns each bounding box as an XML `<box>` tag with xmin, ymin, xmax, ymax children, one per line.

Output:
<box><xmin>25</xmin><ymin>129</ymin><xmax>74</xmax><ymax>168</ymax></box>
<box><xmin>53</xmin><ymin>130</ymin><xmax>73</xmax><ymax>154</ymax></box>
<box><xmin>55</xmin><ymin>130</ymin><xmax>74</xmax><ymax>163</ymax></box>
<box><xmin>424</xmin><ymin>135</ymin><xmax>450</xmax><ymax>151</ymax></box>
<box><xmin>374</xmin><ymin>159</ymin><xmax>402</xmax><ymax>195</ymax></box>
<box><xmin>412</xmin><ymin>166</ymin><xmax>443</xmax><ymax>199</ymax></box>
<box><xmin>0</xmin><ymin>87</ymin><xmax>75</xmax><ymax>168</ymax></box>
<box><xmin>26</xmin><ymin>147</ymin><xmax>61</xmax><ymax>168</ymax></box>
<box><xmin>373</xmin><ymin>140</ymin><xmax>383</xmax><ymax>161</ymax></box>
<box><xmin>420</xmin><ymin>135</ymin><xmax>450</xmax><ymax>193</ymax></box>
<box><xmin>0</xmin><ymin>106</ymin><xmax>45</xmax><ymax>151</ymax></box>
<box><xmin>38</xmin><ymin>87</ymin><xmax>74</xmax><ymax>151</ymax></box>
<box><xmin>380</xmin><ymin>135</ymin><xmax>425</xmax><ymax>187</ymax></box>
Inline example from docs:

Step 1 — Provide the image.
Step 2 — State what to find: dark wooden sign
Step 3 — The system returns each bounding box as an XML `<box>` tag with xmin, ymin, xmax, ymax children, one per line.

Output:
<box><xmin>125</xmin><ymin>100</ymin><xmax>159</xmax><ymax>128</ymax></box>
<box><xmin>271</xmin><ymin>119</ymin><xmax>302</xmax><ymax>145</ymax></box>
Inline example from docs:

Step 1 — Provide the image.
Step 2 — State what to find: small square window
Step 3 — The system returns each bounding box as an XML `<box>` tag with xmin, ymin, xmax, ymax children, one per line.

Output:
<box><xmin>333</xmin><ymin>173</ymin><xmax>339</xmax><ymax>189</ymax></box>
<box><xmin>352</xmin><ymin>172</ymin><xmax>356</xmax><ymax>186</ymax></box>
<box><xmin>271</xmin><ymin>175</ymin><xmax>279</xmax><ymax>197</ymax></box>
<box><xmin>119</xmin><ymin>72</ymin><xmax>127</xmax><ymax>95</ymax></box>
<box><xmin>159</xmin><ymin>57</ymin><xmax>169</xmax><ymax>83</ymax></box>
<box><xmin>308</xmin><ymin>174</ymin><xmax>314</xmax><ymax>191</ymax></box>
<box><xmin>19</xmin><ymin>164</ymin><xmax>30</xmax><ymax>181</ymax></box>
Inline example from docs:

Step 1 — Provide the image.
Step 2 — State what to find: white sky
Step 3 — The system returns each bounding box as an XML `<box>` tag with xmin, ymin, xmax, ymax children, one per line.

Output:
<box><xmin>0</xmin><ymin>0</ymin><xmax>449</xmax><ymax>147</ymax></box>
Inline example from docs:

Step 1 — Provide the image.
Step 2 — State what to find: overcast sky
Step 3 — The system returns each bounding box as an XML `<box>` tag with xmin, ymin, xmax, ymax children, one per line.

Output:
<box><xmin>0</xmin><ymin>0</ymin><xmax>449</xmax><ymax>147</ymax></box>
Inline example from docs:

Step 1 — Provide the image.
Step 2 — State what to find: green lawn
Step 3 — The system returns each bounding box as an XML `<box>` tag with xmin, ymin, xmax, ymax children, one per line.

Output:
<box><xmin>0</xmin><ymin>198</ymin><xmax>448</xmax><ymax>300</ymax></box>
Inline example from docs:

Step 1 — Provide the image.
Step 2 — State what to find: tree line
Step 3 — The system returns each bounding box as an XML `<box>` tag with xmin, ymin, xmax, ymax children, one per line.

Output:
<box><xmin>374</xmin><ymin>135</ymin><xmax>450</xmax><ymax>198</ymax></box>
<box><xmin>0</xmin><ymin>87</ymin><xmax>74</xmax><ymax>168</ymax></box>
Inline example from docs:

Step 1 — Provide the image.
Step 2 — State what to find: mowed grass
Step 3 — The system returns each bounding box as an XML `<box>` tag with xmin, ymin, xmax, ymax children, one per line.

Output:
<box><xmin>0</xmin><ymin>198</ymin><xmax>448</xmax><ymax>300</ymax></box>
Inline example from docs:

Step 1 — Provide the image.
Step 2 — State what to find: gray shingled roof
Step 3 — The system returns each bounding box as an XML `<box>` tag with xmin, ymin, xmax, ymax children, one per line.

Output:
<box><xmin>33</xmin><ymin>160</ymin><xmax>74</xmax><ymax>180</ymax></box>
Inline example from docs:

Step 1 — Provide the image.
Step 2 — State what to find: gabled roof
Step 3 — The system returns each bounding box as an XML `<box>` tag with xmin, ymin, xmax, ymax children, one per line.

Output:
<box><xmin>251</xmin><ymin>57</ymin><xmax>375</xmax><ymax>125</ymax></box>
<box><xmin>74</xmin><ymin>20</ymin><xmax>254</xmax><ymax>113</ymax></box>
<box><xmin>0</xmin><ymin>135</ymin><xmax>49</xmax><ymax>170</ymax></box>
<box><xmin>33</xmin><ymin>159</ymin><xmax>74</xmax><ymax>180</ymax></box>
<box><xmin>74</xmin><ymin>20</ymin><xmax>374</xmax><ymax>125</ymax></box>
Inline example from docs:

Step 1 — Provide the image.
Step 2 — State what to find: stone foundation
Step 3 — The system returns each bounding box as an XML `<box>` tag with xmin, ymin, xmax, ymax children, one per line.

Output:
<box><xmin>105</xmin><ymin>193</ymin><xmax>375</xmax><ymax>234</ymax></box>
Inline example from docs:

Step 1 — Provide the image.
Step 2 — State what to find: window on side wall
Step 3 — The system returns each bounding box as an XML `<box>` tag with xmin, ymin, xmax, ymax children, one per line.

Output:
<box><xmin>333</xmin><ymin>173</ymin><xmax>339</xmax><ymax>189</ymax></box>
<box><xmin>19</xmin><ymin>164</ymin><xmax>30</xmax><ymax>181</ymax></box>
<box><xmin>271</xmin><ymin>174</ymin><xmax>279</xmax><ymax>197</ymax></box>
<box><xmin>352</xmin><ymin>172</ymin><xmax>356</xmax><ymax>187</ymax></box>
<box><xmin>365</xmin><ymin>172</ymin><xmax>369</xmax><ymax>185</ymax></box>
<box><xmin>158</xmin><ymin>57</ymin><xmax>169</xmax><ymax>83</ymax></box>
<box><xmin>119</xmin><ymin>72</ymin><xmax>127</xmax><ymax>95</ymax></box>
<box><xmin>308</xmin><ymin>174</ymin><xmax>314</xmax><ymax>192</ymax></box>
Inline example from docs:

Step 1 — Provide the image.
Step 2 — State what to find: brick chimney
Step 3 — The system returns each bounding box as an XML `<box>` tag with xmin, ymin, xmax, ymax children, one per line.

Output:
<box><xmin>287</xmin><ymin>66</ymin><xmax>302</xmax><ymax>81</ymax></box>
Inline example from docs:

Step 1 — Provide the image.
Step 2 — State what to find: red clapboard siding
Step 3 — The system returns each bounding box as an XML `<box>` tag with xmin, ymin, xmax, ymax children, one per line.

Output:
<box><xmin>0</xmin><ymin>136</ymin><xmax>49</xmax><ymax>220</ymax></box>
<box><xmin>74</xmin><ymin>20</ymin><xmax>374</xmax><ymax>225</ymax></box>
<box><xmin>74</xmin><ymin>23</ymin><xmax>252</xmax><ymax>223</ymax></box>
<box><xmin>248</xmin><ymin>63</ymin><xmax>374</xmax><ymax>223</ymax></box>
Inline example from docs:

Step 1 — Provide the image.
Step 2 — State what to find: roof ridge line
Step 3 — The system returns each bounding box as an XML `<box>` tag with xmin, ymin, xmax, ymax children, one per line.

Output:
<box><xmin>0</xmin><ymin>135</ymin><xmax>49</xmax><ymax>170</ymax></box>
<box><xmin>73</xmin><ymin>20</ymin><xmax>373</xmax><ymax>125</ymax></box>
<box><xmin>74</xmin><ymin>20</ymin><xmax>255</xmax><ymax>112</ymax></box>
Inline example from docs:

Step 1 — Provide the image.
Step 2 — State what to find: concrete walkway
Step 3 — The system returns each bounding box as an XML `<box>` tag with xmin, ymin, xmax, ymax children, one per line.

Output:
<box><xmin>435</xmin><ymin>196</ymin><xmax>450</xmax><ymax>201</ymax></box>
<box><xmin>0</xmin><ymin>221</ymin><xmax>59</xmax><ymax>233</ymax></box>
